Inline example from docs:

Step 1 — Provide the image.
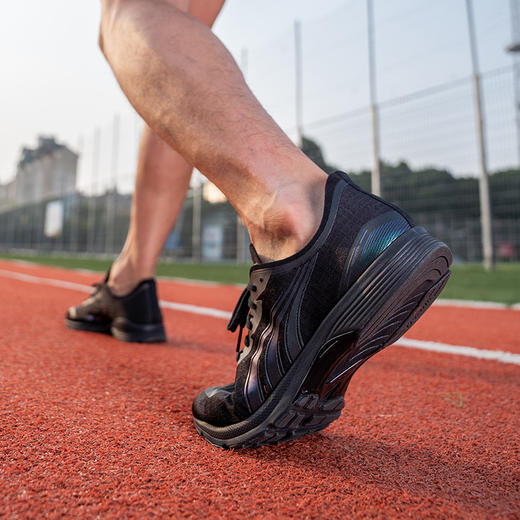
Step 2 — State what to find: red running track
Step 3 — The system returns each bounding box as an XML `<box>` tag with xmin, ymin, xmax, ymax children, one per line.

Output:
<box><xmin>0</xmin><ymin>260</ymin><xmax>519</xmax><ymax>519</ymax></box>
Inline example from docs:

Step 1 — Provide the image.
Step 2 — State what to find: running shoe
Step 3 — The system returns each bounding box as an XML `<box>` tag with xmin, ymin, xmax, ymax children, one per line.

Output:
<box><xmin>66</xmin><ymin>272</ymin><xmax>166</xmax><ymax>343</ymax></box>
<box><xmin>193</xmin><ymin>171</ymin><xmax>452</xmax><ymax>448</ymax></box>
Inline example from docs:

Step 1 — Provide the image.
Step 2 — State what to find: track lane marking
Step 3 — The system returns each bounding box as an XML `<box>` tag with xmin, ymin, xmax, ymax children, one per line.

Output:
<box><xmin>1</xmin><ymin>267</ymin><xmax>519</xmax><ymax>366</ymax></box>
<box><xmin>0</xmin><ymin>268</ymin><xmax>93</xmax><ymax>293</ymax></box>
<box><xmin>0</xmin><ymin>269</ymin><xmax>231</xmax><ymax>320</ymax></box>
<box><xmin>394</xmin><ymin>338</ymin><xmax>520</xmax><ymax>365</ymax></box>
<box><xmin>434</xmin><ymin>298</ymin><xmax>511</xmax><ymax>310</ymax></box>
<box><xmin>3</xmin><ymin>259</ymin><xmax>520</xmax><ymax>309</ymax></box>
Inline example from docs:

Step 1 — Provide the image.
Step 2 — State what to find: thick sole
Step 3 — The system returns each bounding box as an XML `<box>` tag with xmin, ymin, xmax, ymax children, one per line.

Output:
<box><xmin>65</xmin><ymin>317</ymin><xmax>166</xmax><ymax>343</ymax></box>
<box><xmin>194</xmin><ymin>227</ymin><xmax>452</xmax><ymax>449</ymax></box>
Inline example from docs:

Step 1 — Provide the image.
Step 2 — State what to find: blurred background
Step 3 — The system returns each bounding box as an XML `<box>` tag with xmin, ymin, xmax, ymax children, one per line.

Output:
<box><xmin>0</xmin><ymin>0</ymin><xmax>519</xmax><ymax>288</ymax></box>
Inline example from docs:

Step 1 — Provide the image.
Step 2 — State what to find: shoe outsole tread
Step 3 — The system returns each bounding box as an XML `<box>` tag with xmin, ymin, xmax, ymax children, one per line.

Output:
<box><xmin>65</xmin><ymin>318</ymin><xmax>166</xmax><ymax>343</ymax></box>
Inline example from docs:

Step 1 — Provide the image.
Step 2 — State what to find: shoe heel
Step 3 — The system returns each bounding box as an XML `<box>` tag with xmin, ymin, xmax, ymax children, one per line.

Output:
<box><xmin>111</xmin><ymin>318</ymin><xmax>166</xmax><ymax>343</ymax></box>
<box><xmin>296</xmin><ymin>228</ymin><xmax>452</xmax><ymax>411</ymax></box>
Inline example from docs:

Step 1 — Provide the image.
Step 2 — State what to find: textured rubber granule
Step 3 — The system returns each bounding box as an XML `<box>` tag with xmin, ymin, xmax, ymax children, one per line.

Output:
<box><xmin>0</xmin><ymin>263</ymin><xmax>519</xmax><ymax>519</ymax></box>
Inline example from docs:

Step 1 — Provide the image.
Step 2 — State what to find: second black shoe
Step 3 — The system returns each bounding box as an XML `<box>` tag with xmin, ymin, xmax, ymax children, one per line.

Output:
<box><xmin>193</xmin><ymin>171</ymin><xmax>452</xmax><ymax>449</ymax></box>
<box><xmin>66</xmin><ymin>272</ymin><xmax>166</xmax><ymax>343</ymax></box>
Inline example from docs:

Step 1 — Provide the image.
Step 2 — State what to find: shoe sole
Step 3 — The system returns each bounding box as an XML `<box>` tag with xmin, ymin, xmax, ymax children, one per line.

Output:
<box><xmin>193</xmin><ymin>226</ymin><xmax>452</xmax><ymax>449</ymax></box>
<box><xmin>65</xmin><ymin>317</ymin><xmax>166</xmax><ymax>343</ymax></box>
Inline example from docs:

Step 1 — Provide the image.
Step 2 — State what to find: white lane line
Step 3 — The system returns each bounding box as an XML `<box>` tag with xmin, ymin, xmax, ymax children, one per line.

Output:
<box><xmin>433</xmin><ymin>298</ymin><xmax>512</xmax><ymax>310</ymax></box>
<box><xmin>1</xmin><ymin>268</ymin><xmax>519</xmax><ymax>366</ymax></box>
<box><xmin>0</xmin><ymin>268</ymin><xmax>232</xmax><ymax>321</ymax></box>
<box><xmin>0</xmin><ymin>269</ymin><xmax>93</xmax><ymax>293</ymax></box>
<box><xmin>2</xmin><ymin>259</ymin><xmax>243</xmax><ymax>288</ymax></box>
<box><xmin>394</xmin><ymin>338</ymin><xmax>520</xmax><ymax>365</ymax></box>
<box><xmin>3</xmin><ymin>259</ymin><xmax>519</xmax><ymax>308</ymax></box>
<box><xmin>160</xmin><ymin>300</ymin><xmax>231</xmax><ymax>320</ymax></box>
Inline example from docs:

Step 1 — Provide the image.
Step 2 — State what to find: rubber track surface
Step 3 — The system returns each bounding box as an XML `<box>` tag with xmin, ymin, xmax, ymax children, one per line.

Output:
<box><xmin>0</xmin><ymin>261</ymin><xmax>519</xmax><ymax>519</ymax></box>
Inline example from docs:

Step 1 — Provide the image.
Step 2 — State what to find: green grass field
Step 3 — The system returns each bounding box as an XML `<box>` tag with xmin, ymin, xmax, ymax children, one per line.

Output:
<box><xmin>1</xmin><ymin>252</ymin><xmax>519</xmax><ymax>305</ymax></box>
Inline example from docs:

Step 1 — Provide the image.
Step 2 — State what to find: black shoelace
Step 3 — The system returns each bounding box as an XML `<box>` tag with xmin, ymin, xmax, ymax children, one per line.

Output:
<box><xmin>227</xmin><ymin>282</ymin><xmax>258</xmax><ymax>361</ymax></box>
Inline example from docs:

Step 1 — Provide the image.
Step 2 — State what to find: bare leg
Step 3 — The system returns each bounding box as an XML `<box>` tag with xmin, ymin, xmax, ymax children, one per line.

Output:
<box><xmin>108</xmin><ymin>0</ymin><xmax>226</xmax><ymax>295</ymax></box>
<box><xmin>99</xmin><ymin>0</ymin><xmax>327</xmax><ymax>262</ymax></box>
<box><xmin>108</xmin><ymin>125</ymin><xmax>191</xmax><ymax>294</ymax></box>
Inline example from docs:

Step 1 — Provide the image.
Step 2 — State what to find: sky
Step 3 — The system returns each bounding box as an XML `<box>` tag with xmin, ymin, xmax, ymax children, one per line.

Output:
<box><xmin>0</xmin><ymin>0</ymin><xmax>517</xmax><ymax>191</ymax></box>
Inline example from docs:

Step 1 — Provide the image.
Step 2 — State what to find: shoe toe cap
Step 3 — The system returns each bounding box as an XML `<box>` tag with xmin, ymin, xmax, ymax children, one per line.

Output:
<box><xmin>66</xmin><ymin>306</ymin><xmax>78</xmax><ymax>320</ymax></box>
<box><xmin>192</xmin><ymin>384</ymin><xmax>240</xmax><ymax>426</ymax></box>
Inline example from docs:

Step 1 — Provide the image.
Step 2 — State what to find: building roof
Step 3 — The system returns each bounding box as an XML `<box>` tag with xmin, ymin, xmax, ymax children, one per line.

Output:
<box><xmin>18</xmin><ymin>136</ymin><xmax>75</xmax><ymax>166</ymax></box>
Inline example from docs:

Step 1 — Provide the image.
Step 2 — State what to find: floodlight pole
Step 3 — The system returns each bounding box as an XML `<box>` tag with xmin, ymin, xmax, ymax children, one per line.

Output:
<box><xmin>465</xmin><ymin>0</ymin><xmax>494</xmax><ymax>270</ymax></box>
<box><xmin>367</xmin><ymin>0</ymin><xmax>381</xmax><ymax>196</ymax></box>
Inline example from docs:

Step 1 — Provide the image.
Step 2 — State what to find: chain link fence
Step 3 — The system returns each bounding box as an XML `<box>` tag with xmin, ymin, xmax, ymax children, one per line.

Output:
<box><xmin>1</xmin><ymin>1</ymin><xmax>519</xmax><ymax>265</ymax></box>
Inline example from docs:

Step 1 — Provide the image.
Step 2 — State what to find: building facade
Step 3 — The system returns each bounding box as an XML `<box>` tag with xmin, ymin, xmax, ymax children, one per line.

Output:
<box><xmin>0</xmin><ymin>136</ymin><xmax>78</xmax><ymax>209</ymax></box>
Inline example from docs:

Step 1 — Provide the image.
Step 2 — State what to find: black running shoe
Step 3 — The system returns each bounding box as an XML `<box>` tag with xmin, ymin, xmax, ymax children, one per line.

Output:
<box><xmin>192</xmin><ymin>171</ymin><xmax>452</xmax><ymax>449</ymax></box>
<box><xmin>65</xmin><ymin>272</ymin><xmax>166</xmax><ymax>343</ymax></box>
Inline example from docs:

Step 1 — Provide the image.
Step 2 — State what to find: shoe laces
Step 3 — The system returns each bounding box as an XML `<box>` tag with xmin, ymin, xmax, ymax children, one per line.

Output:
<box><xmin>227</xmin><ymin>282</ymin><xmax>258</xmax><ymax>361</ymax></box>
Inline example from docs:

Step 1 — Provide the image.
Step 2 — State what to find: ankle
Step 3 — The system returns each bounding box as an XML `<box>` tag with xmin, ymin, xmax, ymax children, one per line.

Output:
<box><xmin>247</xmin><ymin>175</ymin><xmax>326</xmax><ymax>262</ymax></box>
<box><xmin>108</xmin><ymin>253</ymin><xmax>155</xmax><ymax>296</ymax></box>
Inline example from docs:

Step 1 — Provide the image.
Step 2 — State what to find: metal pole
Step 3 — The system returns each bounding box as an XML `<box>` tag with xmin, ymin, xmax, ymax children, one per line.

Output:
<box><xmin>367</xmin><ymin>0</ymin><xmax>381</xmax><ymax>196</ymax></box>
<box><xmin>87</xmin><ymin>127</ymin><xmax>100</xmax><ymax>253</ymax></box>
<box><xmin>465</xmin><ymin>0</ymin><xmax>494</xmax><ymax>270</ymax></box>
<box><xmin>70</xmin><ymin>135</ymin><xmax>83</xmax><ymax>252</ymax></box>
<box><xmin>294</xmin><ymin>20</ymin><xmax>304</xmax><ymax>148</ymax></box>
<box><xmin>57</xmin><ymin>143</ymin><xmax>66</xmax><ymax>253</ymax></box>
<box><xmin>105</xmin><ymin>114</ymin><xmax>119</xmax><ymax>254</ymax></box>
<box><xmin>236</xmin><ymin>48</ymin><xmax>249</xmax><ymax>263</ymax></box>
<box><xmin>509</xmin><ymin>0</ymin><xmax>520</xmax><ymax>166</ymax></box>
<box><xmin>192</xmin><ymin>177</ymin><xmax>202</xmax><ymax>263</ymax></box>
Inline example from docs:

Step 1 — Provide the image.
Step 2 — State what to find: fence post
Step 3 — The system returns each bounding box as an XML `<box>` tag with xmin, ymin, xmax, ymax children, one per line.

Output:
<box><xmin>367</xmin><ymin>0</ymin><xmax>381</xmax><ymax>197</ymax></box>
<box><xmin>508</xmin><ymin>0</ymin><xmax>520</xmax><ymax>166</ymax></box>
<box><xmin>87</xmin><ymin>127</ymin><xmax>100</xmax><ymax>254</ymax></box>
<box><xmin>192</xmin><ymin>178</ymin><xmax>202</xmax><ymax>263</ymax></box>
<box><xmin>70</xmin><ymin>135</ymin><xmax>83</xmax><ymax>252</ymax></box>
<box><xmin>105</xmin><ymin>114</ymin><xmax>119</xmax><ymax>255</ymax></box>
<box><xmin>465</xmin><ymin>0</ymin><xmax>494</xmax><ymax>270</ymax></box>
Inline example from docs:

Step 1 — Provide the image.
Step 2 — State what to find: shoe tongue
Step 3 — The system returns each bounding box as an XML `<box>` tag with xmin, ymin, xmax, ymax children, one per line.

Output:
<box><xmin>249</xmin><ymin>244</ymin><xmax>262</xmax><ymax>265</ymax></box>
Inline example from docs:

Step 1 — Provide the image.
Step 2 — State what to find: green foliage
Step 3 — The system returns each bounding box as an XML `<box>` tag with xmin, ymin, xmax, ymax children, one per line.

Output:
<box><xmin>301</xmin><ymin>135</ymin><xmax>520</xmax><ymax>220</ymax></box>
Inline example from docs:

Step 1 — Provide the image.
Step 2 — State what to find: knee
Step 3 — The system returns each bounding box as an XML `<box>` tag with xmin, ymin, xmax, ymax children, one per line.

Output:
<box><xmin>98</xmin><ymin>0</ymin><xmax>134</xmax><ymax>55</ymax></box>
<box><xmin>98</xmin><ymin>0</ymin><xmax>118</xmax><ymax>54</ymax></box>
